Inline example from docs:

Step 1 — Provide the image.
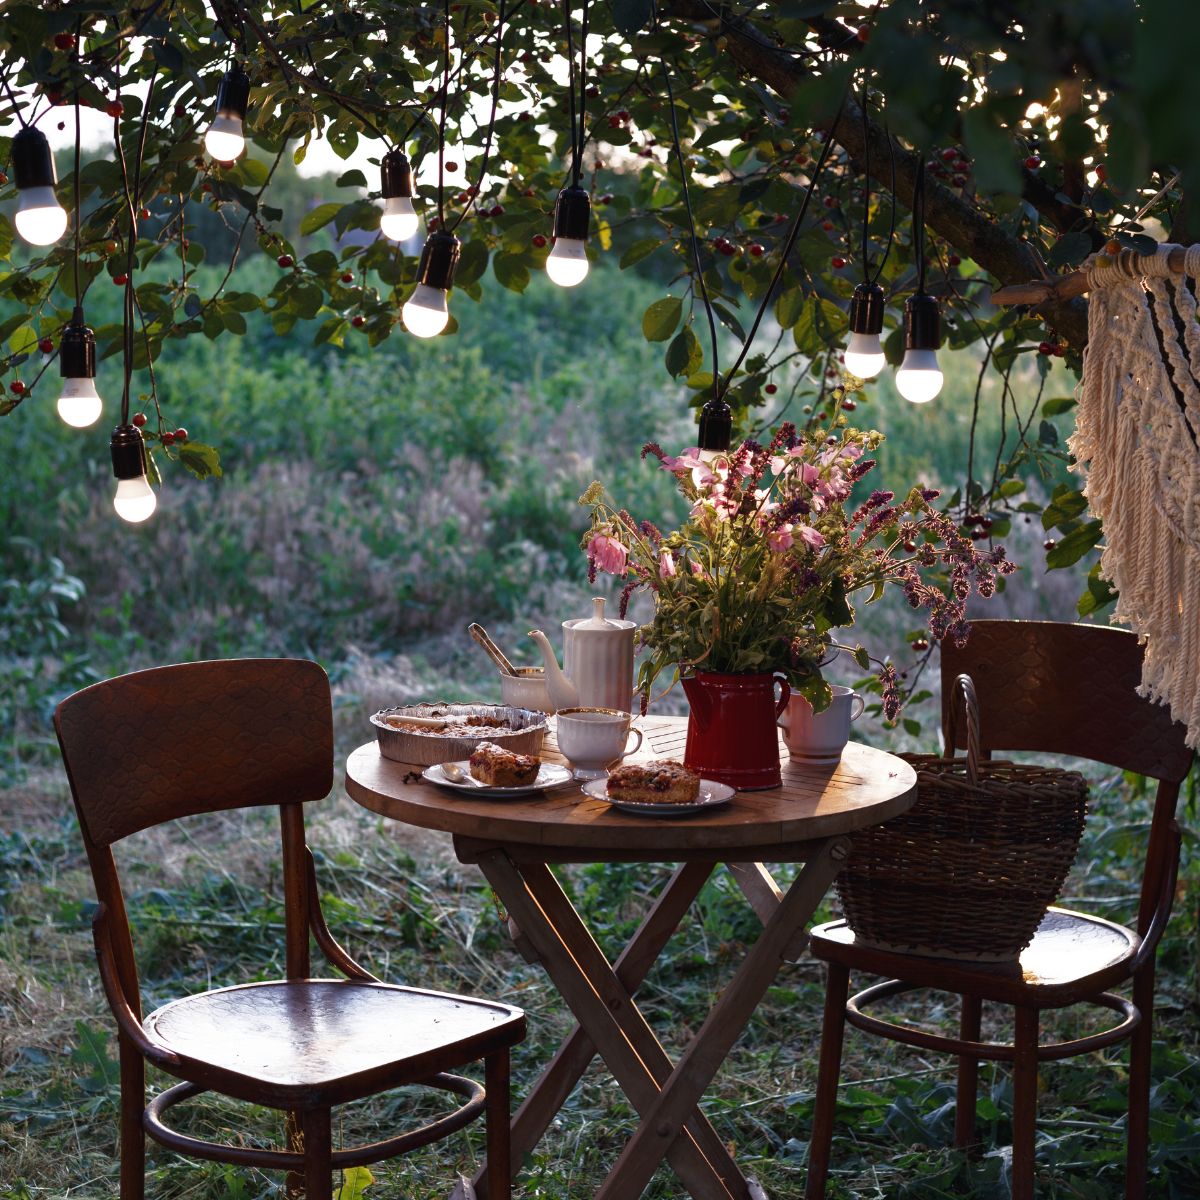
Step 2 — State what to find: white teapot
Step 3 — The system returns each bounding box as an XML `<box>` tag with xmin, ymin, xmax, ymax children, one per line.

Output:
<box><xmin>529</xmin><ymin>597</ymin><xmax>636</xmax><ymax>713</ymax></box>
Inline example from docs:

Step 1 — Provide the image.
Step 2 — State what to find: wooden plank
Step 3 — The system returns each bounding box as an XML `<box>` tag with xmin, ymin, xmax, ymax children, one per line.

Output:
<box><xmin>476</xmin><ymin>850</ymin><xmax>744</xmax><ymax>1200</ymax></box>
<box><xmin>467</xmin><ymin>863</ymin><xmax>715</xmax><ymax>1196</ymax></box>
<box><xmin>595</xmin><ymin>837</ymin><xmax>852</xmax><ymax>1200</ymax></box>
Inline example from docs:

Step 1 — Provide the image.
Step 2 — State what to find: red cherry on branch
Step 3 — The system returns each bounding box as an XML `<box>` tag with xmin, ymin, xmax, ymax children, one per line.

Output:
<box><xmin>1024</xmin><ymin>155</ymin><xmax>1041</xmax><ymax>170</ymax></box>
<box><xmin>341</xmin><ymin>272</ymin><xmax>354</xmax><ymax>283</ymax></box>
<box><xmin>831</xmin><ymin>255</ymin><xmax>847</xmax><ymax>269</ymax></box>
<box><xmin>10</xmin><ymin>380</ymin><xmax>26</xmax><ymax>395</ymax></box>
<box><xmin>162</xmin><ymin>431</ymin><xmax>175</xmax><ymax>445</ymax></box>
<box><xmin>113</xmin><ymin>273</ymin><xmax>128</xmax><ymax>285</ymax></box>
<box><xmin>174</xmin><ymin>427</ymin><xmax>188</xmax><ymax>442</ymax></box>
<box><xmin>106</xmin><ymin>100</ymin><xmax>124</xmax><ymax>118</ymax></box>
<box><xmin>276</xmin><ymin>254</ymin><xmax>294</xmax><ymax>268</ymax></box>
<box><xmin>764</xmin><ymin>383</ymin><xmax>778</xmax><ymax>395</ymax></box>
<box><xmin>54</xmin><ymin>32</ymin><xmax>77</xmax><ymax>51</ymax></box>
<box><xmin>532</xmin><ymin>233</ymin><xmax>547</xmax><ymax>248</ymax></box>
<box><xmin>748</xmin><ymin>243</ymin><xmax>764</xmax><ymax>257</ymax></box>
<box><xmin>351</xmin><ymin>315</ymin><xmax>366</xmax><ymax>328</ymax></box>
<box><xmin>38</xmin><ymin>338</ymin><xmax>54</xmax><ymax>353</ymax></box>
<box><xmin>132</xmin><ymin>412</ymin><xmax>147</xmax><ymax>427</ymax></box>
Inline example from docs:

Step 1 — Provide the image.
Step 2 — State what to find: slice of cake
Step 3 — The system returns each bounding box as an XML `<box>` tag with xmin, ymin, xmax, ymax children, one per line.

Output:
<box><xmin>607</xmin><ymin>760</ymin><xmax>701</xmax><ymax>805</ymax></box>
<box><xmin>468</xmin><ymin>741</ymin><xmax>540</xmax><ymax>787</ymax></box>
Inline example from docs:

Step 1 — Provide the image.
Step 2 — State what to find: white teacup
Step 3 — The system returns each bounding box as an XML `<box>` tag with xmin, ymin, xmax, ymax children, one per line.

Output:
<box><xmin>555</xmin><ymin>707</ymin><xmax>644</xmax><ymax>779</ymax></box>
<box><xmin>777</xmin><ymin>685</ymin><xmax>865</xmax><ymax>762</ymax></box>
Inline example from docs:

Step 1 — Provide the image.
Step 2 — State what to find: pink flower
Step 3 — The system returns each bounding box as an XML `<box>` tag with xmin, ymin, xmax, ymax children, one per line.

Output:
<box><xmin>795</xmin><ymin>524</ymin><xmax>826</xmax><ymax>549</ymax></box>
<box><xmin>587</xmin><ymin>533</ymin><xmax>629</xmax><ymax>575</ymax></box>
<box><xmin>689</xmin><ymin>559</ymin><xmax>711</xmax><ymax>581</ymax></box>
<box><xmin>768</xmin><ymin>526</ymin><xmax>794</xmax><ymax>553</ymax></box>
<box><xmin>659</xmin><ymin>551</ymin><xmax>677</xmax><ymax>578</ymax></box>
<box><xmin>801</xmin><ymin>463</ymin><xmax>821</xmax><ymax>486</ymax></box>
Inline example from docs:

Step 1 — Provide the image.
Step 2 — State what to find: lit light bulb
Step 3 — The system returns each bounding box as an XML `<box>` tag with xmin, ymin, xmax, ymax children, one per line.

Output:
<box><xmin>12</xmin><ymin>127</ymin><xmax>67</xmax><ymax>246</ymax></box>
<box><xmin>895</xmin><ymin>292</ymin><xmax>943</xmax><ymax>404</ymax></box>
<box><xmin>110</xmin><ymin>423</ymin><xmax>156</xmax><ymax>523</ymax></box>
<box><xmin>114</xmin><ymin>476</ymin><xmax>157</xmax><ymax>523</ymax></box>
<box><xmin>697</xmin><ymin>396</ymin><xmax>732</xmax><ymax>458</ymax></box>
<box><xmin>895</xmin><ymin>350</ymin><xmax>943</xmax><ymax>404</ymax></box>
<box><xmin>204</xmin><ymin>63</ymin><xmax>250</xmax><ymax>161</ymax></box>
<box><xmin>844</xmin><ymin>281</ymin><xmax>886</xmax><ymax>379</ymax></box>
<box><xmin>546</xmin><ymin>238</ymin><xmax>589</xmax><ymax>287</ymax></box>
<box><xmin>403</xmin><ymin>231</ymin><xmax>461</xmax><ymax>338</ymax></box>
<box><xmin>57</xmin><ymin>309</ymin><xmax>102</xmax><ymax>428</ymax></box>
<box><xmin>402</xmin><ymin>283</ymin><xmax>449</xmax><ymax>338</ymax></box>
<box><xmin>844</xmin><ymin>332</ymin><xmax>885</xmax><ymax>380</ymax></box>
<box><xmin>379</xmin><ymin>149</ymin><xmax>419</xmax><ymax>241</ymax></box>
<box><xmin>58</xmin><ymin>378</ymin><xmax>102</xmax><ymax>428</ymax></box>
<box><xmin>204</xmin><ymin>115</ymin><xmax>245</xmax><ymax>161</ymax></box>
<box><xmin>381</xmin><ymin>196</ymin><xmax>419</xmax><ymax>241</ymax></box>
<box><xmin>545</xmin><ymin>184</ymin><xmax>590</xmax><ymax>288</ymax></box>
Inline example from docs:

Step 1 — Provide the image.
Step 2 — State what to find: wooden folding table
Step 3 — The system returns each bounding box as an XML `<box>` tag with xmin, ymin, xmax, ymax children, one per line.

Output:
<box><xmin>345</xmin><ymin>715</ymin><xmax>915</xmax><ymax>1200</ymax></box>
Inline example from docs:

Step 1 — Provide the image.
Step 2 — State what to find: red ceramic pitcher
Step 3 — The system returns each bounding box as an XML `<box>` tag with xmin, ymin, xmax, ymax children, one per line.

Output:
<box><xmin>682</xmin><ymin>671</ymin><xmax>791</xmax><ymax>790</ymax></box>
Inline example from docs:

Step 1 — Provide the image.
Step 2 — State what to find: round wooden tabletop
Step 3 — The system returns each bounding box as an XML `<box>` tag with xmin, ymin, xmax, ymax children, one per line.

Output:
<box><xmin>345</xmin><ymin>716</ymin><xmax>916</xmax><ymax>854</ymax></box>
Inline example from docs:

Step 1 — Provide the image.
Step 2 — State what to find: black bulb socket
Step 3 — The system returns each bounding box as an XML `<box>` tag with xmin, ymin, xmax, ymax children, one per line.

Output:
<box><xmin>903</xmin><ymin>292</ymin><xmax>941</xmax><ymax>351</ymax></box>
<box><xmin>381</xmin><ymin>149</ymin><xmax>414</xmax><ymax>199</ymax></box>
<box><xmin>215</xmin><ymin>62</ymin><xmax>251</xmax><ymax>119</ymax></box>
<box><xmin>415</xmin><ymin>231</ymin><xmax>461</xmax><ymax>291</ymax></box>
<box><xmin>849</xmin><ymin>281</ymin><xmax>885</xmax><ymax>337</ymax></box>
<box><xmin>60</xmin><ymin>308</ymin><xmax>96</xmax><ymax>380</ymax></box>
<box><xmin>698</xmin><ymin>397</ymin><xmax>732</xmax><ymax>453</ymax></box>
<box><xmin>552</xmin><ymin>185</ymin><xmax>591</xmax><ymax>242</ymax></box>
<box><xmin>110</xmin><ymin>424</ymin><xmax>148</xmax><ymax>481</ymax></box>
<box><xmin>12</xmin><ymin>126</ymin><xmax>57</xmax><ymax>191</ymax></box>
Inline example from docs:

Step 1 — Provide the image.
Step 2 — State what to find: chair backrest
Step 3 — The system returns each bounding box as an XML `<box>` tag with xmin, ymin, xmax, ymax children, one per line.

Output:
<box><xmin>55</xmin><ymin>659</ymin><xmax>334</xmax><ymax>995</ymax></box>
<box><xmin>940</xmin><ymin>620</ymin><xmax>1193</xmax><ymax>934</ymax></box>
<box><xmin>55</xmin><ymin>658</ymin><xmax>333</xmax><ymax>849</ymax></box>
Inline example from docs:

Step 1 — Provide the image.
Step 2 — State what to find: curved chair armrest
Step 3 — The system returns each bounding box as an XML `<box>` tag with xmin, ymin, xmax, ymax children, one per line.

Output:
<box><xmin>305</xmin><ymin>848</ymin><xmax>382</xmax><ymax>984</ymax></box>
<box><xmin>92</xmin><ymin>904</ymin><xmax>181</xmax><ymax>1069</ymax></box>
<box><xmin>1130</xmin><ymin>822</ymin><xmax>1182</xmax><ymax>973</ymax></box>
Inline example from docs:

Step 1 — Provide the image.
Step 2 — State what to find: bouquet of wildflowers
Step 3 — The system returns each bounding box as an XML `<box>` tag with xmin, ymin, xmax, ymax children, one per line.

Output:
<box><xmin>579</xmin><ymin>422</ymin><xmax>1016</xmax><ymax>716</ymax></box>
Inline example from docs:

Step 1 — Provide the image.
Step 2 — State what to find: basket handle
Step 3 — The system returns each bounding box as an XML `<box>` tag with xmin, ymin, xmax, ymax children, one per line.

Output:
<box><xmin>945</xmin><ymin>672</ymin><xmax>982</xmax><ymax>784</ymax></box>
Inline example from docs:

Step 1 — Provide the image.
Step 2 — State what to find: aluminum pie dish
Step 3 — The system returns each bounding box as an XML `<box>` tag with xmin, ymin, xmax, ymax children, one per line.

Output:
<box><xmin>370</xmin><ymin>702</ymin><xmax>549</xmax><ymax>766</ymax></box>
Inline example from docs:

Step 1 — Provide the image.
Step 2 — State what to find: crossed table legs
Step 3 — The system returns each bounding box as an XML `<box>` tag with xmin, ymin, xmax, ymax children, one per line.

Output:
<box><xmin>450</xmin><ymin>836</ymin><xmax>851</xmax><ymax>1200</ymax></box>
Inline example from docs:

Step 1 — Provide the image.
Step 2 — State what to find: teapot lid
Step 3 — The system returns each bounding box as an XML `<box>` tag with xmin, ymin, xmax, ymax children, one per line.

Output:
<box><xmin>575</xmin><ymin>596</ymin><xmax>619</xmax><ymax>631</ymax></box>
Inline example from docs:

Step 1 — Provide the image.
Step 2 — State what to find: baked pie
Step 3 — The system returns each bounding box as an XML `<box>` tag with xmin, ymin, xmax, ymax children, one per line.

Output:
<box><xmin>468</xmin><ymin>741</ymin><xmax>541</xmax><ymax>787</ymax></box>
<box><xmin>606</xmin><ymin>760</ymin><xmax>701</xmax><ymax>805</ymax></box>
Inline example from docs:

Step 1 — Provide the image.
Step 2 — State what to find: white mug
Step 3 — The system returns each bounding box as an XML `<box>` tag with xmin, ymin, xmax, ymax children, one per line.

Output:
<box><xmin>555</xmin><ymin>707</ymin><xmax>644</xmax><ymax>779</ymax></box>
<box><xmin>777</xmin><ymin>685</ymin><xmax>865</xmax><ymax>762</ymax></box>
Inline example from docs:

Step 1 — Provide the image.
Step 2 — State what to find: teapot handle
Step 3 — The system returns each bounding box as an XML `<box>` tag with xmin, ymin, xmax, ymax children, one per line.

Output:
<box><xmin>773</xmin><ymin>672</ymin><xmax>791</xmax><ymax>718</ymax></box>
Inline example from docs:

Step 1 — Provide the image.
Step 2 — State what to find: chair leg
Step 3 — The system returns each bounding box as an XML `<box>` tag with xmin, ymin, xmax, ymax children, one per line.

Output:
<box><xmin>301</xmin><ymin>1108</ymin><xmax>333</xmax><ymax>1200</ymax></box>
<box><xmin>955</xmin><ymin>994</ymin><xmax>982</xmax><ymax>1153</ymax></box>
<box><xmin>806</xmin><ymin>963</ymin><xmax>850</xmax><ymax>1200</ymax></box>
<box><xmin>1011</xmin><ymin>1006</ymin><xmax>1039</xmax><ymax>1200</ymax></box>
<box><xmin>1126</xmin><ymin>963</ymin><xmax>1155</xmax><ymax>1200</ymax></box>
<box><xmin>118</xmin><ymin>1033</ymin><xmax>145</xmax><ymax>1200</ymax></box>
<box><xmin>483</xmin><ymin>1050</ymin><xmax>512</xmax><ymax>1200</ymax></box>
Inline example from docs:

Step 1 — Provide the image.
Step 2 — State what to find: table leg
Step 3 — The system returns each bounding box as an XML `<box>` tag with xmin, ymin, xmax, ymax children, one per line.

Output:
<box><xmin>595</xmin><ymin>836</ymin><xmax>851</xmax><ymax>1200</ymax></box>
<box><xmin>465</xmin><ymin>862</ymin><xmax>715</xmax><ymax>1198</ymax></box>
<box><xmin>477</xmin><ymin>851</ymin><xmax>748</xmax><ymax>1200</ymax></box>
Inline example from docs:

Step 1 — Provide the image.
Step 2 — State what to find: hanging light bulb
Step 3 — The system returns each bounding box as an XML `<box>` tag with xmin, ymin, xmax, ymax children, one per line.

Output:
<box><xmin>110</xmin><ymin>424</ymin><xmax>156</xmax><ymax>523</ymax></box>
<box><xmin>402</xmin><ymin>231</ymin><xmax>460</xmax><ymax>338</ymax></box>
<box><xmin>379</xmin><ymin>148</ymin><xmax>419</xmax><ymax>241</ymax></box>
<box><xmin>57</xmin><ymin>308</ymin><xmax>102</xmax><ymax>428</ymax></box>
<box><xmin>895</xmin><ymin>292</ymin><xmax>943</xmax><ymax>404</ymax></box>
<box><xmin>12</xmin><ymin>126</ymin><xmax>68</xmax><ymax>246</ymax></box>
<box><xmin>204</xmin><ymin>63</ymin><xmax>250</xmax><ymax>161</ymax></box>
<box><xmin>697</xmin><ymin>395</ymin><xmax>732</xmax><ymax>463</ymax></box>
<box><xmin>844</xmin><ymin>282</ymin><xmax>886</xmax><ymax>380</ymax></box>
<box><xmin>545</xmin><ymin>184</ymin><xmax>590</xmax><ymax>287</ymax></box>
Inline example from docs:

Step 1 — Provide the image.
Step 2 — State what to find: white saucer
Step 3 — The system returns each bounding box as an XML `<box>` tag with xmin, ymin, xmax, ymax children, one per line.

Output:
<box><xmin>580</xmin><ymin>777</ymin><xmax>735</xmax><ymax>817</ymax></box>
<box><xmin>423</xmin><ymin>761</ymin><xmax>574</xmax><ymax>799</ymax></box>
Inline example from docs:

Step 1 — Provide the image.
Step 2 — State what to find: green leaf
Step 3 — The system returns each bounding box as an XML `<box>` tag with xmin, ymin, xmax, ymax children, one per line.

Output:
<box><xmin>1077</xmin><ymin>562</ymin><xmax>1117</xmax><ymax>616</ymax></box>
<box><xmin>1041</xmin><ymin>396</ymin><xmax>1076</xmax><ymax>417</ymax></box>
<box><xmin>665</xmin><ymin>325</ymin><xmax>702</xmax><ymax>377</ymax></box>
<box><xmin>333</xmin><ymin>1165</ymin><xmax>375</xmax><ymax>1200</ymax></box>
<box><xmin>853</xmin><ymin>645</ymin><xmax>871</xmax><ymax>671</ymax></box>
<box><xmin>610</xmin><ymin>0</ymin><xmax>654</xmax><ymax>36</ymax></box>
<box><xmin>619</xmin><ymin>237</ymin><xmax>663</xmax><ymax>269</ymax></box>
<box><xmin>962</xmin><ymin>105</ymin><xmax>1022</xmax><ymax>195</ymax></box>
<box><xmin>1042</xmin><ymin>486</ymin><xmax>1088</xmax><ymax>530</ymax></box>
<box><xmin>493</xmin><ymin>252</ymin><xmax>531</xmax><ymax>293</ymax></box>
<box><xmin>455</xmin><ymin>238</ymin><xmax>489</xmax><ymax>287</ymax></box>
<box><xmin>336</xmin><ymin>169</ymin><xmax>368</xmax><ymax>189</ymax></box>
<box><xmin>178</xmin><ymin>442</ymin><xmax>223</xmax><ymax>480</ymax></box>
<box><xmin>642</xmin><ymin>295</ymin><xmax>683</xmax><ymax>342</ymax></box>
<box><xmin>8</xmin><ymin>322</ymin><xmax>37</xmax><ymax>356</ymax></box>
<box><xmin>1046</xmin><ymin>231</ymin><xmax>1092</xmax><ymax>269</ymax></box>
<box><xmin>775</xmin><ymin>286</ymin><xmax>805</xmax><ymax>330</ymax></box>
<box><xmin>1038</xmin><ymin>419</ymin><xmax>1059</xmax><ymax>446</ymax></box>
<box><xmin>1046</xmin><ymin>518</ymin><xmax>1103</xmax><ymax>569</ymax></box>
<box><xmin>299</xmin><ymin>202</ymin><xmax>342</xmax><ymax>236</ymax></box>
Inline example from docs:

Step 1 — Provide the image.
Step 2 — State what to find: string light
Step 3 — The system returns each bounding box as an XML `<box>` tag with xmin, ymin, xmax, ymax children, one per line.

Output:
<box><xmin>845</xmin><ymin>282</ymin><xmax>886</xmax><ymax>379</ymax></box>
<box><xmin>547</xmin><ymin>0</ymin><xmax>590</xmax><ymax>287</ymax></box>
<box><xmin>895</xmin><ymin>156</ymin><xmax>943</xmax><ymax>403</ymax></box>
<box><xmin>57</xmin><ymin>309</ymin><xmax>102</xmax><ymax>427</ymax></box>
<box><xmin>379</xmin><ymin>148</ymin><xmax>418</xmax><ymax>241</ymax></box>
<box><xmin>204</xmin><ymin>62</ymin><xmax>250</xmax><ymax>160</ymax></box>
<box><xmin>110</xmin><ymin>423</ymin><xmax>156</xmax><ymax>522</ymax></box>
<box><xmin>402</xmin><ymin>231</ymin><xmax>460</xmax><ymax>337</ymax></box>
<box><xmin>12</xmin><ymin>126</ymin><xmax>68</xmax><ymax>245</ymax></box>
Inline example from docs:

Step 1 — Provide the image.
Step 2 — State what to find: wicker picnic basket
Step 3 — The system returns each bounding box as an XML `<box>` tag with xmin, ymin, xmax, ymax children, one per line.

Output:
<box><xmin>836</xmin><ymin>673</ymin><xmax>1089</xmax><ymax>962</ymax></box>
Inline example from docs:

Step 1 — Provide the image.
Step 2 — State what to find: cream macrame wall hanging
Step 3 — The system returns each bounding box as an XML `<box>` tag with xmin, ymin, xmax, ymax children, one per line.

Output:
<box><xmin>1070</xmin><ymin>243</ymin><xmax>1200</xmax><ymax>748</ymax></box>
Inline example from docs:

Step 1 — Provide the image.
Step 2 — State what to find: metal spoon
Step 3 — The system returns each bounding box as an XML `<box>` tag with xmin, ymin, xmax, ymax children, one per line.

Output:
<box><xmin>441</xmin><ymin>762</ymin><xmax>483</xmax><ymax>785</ymax></box>
<box><xmin>468</xmin><ymin>623</ymin><xmax>519</xmax><ymax>676</ymax></box>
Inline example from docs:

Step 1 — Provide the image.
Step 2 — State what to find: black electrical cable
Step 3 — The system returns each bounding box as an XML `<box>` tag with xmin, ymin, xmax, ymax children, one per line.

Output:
<box><xmin>577</xmin><ymin>0</ymin><xmax>589</xmax><ymax>183</ymax></box>
<box><xmin>563</xmin><ymin>0</ymin><xmax>579</xmax><ymax>181</ymax></box>
<box><xmin>437</xmin><ymin>0</ymin><xmax>450</xmax><ymax>227</ymax></box>
<box><xmin>914</xmin><ymin>153</ymin><xmax>926</xmax><ymax>293</ymax></box>
<box><xmin>872</xmin><ymin>117</ymin><xmax>897</xmax><ymax>286</ymax></box>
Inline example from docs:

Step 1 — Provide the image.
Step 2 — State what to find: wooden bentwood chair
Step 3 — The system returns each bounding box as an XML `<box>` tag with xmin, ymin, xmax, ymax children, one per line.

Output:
<box><xmin>54</xmin><ymin>659</ymin><xmax>525</xmax><ymax>1200</ymax></box>
<box><xmin>805</xmin><ymin>621</ymin><xmax>1194</xmax><ymax>1200</ymax></box>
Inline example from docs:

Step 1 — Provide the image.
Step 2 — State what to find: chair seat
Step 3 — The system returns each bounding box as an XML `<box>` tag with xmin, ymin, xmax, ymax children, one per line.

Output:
<box><xmin>143</xmin><ymin>979</ymin><xmax>524</xmax><ymax>1106</ymax></box>
<box><xmin>809</xmin><ymin>907</ymin><xmax>1140</xmax><ymax>1008</ymax></box>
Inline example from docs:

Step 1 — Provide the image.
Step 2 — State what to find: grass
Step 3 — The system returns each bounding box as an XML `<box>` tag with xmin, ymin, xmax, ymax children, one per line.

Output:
<box><xmin>1</xmin><ymin>747</ymin><xmax>1197</xmax><ymax>1199</ymax></box>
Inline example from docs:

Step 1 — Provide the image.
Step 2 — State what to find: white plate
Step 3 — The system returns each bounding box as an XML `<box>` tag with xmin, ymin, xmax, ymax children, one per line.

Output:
<box><xmin>422</xmin><ymin>761</ymin><xmax>574</xmax><ymax>799</ymax></box>
<box><xmin>581</xmin><ymin>777</ymin><xmax>736</xmax><ymax>817</ymax></box>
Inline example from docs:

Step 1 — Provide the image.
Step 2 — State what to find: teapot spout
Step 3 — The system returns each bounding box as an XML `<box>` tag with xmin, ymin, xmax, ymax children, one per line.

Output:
<box><xmin>528</xmin><ymin>629</ymin><xmax>580</xmax><ymax>710</ymax></box>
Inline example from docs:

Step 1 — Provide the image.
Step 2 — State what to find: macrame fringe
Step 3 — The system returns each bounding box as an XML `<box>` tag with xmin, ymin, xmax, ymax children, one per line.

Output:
<box><xmin>1068</xmin><ymin>243</ymin><xmax>1200</xmax><ymax>748</ymax></box>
